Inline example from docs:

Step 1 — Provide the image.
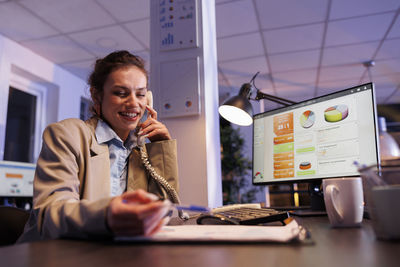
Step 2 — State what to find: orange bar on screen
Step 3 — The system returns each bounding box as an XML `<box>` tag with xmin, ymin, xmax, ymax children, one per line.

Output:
<box><xmin>273</xmin><ymin>152</ymin><xmax>294</xmax><ymax>161</ymax></box>
<box><xmin>273</xmin><ymin>134</ymin><xmax>294</xmax><ymax>145</ymax></box>
<box><xmin>274</xmin><ymin>169</ymin><xmax>295</xmax><ymax>179</ymax></box>
<box><xmin>5</xmin><ymin>173</ymin><xmax>23</xmax><ymax>179</ymax></box>
<box><xmin>274</xmin><ymin>160</ymin><xmax>294</xmax><ymax>170</ymax></box>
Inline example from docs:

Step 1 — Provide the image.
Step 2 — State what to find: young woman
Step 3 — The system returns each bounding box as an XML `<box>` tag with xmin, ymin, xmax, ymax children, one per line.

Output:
<box><xmin>18</xmin><ymin>51</ymin><xmax>179</xmax><ymax>241</ymax></box>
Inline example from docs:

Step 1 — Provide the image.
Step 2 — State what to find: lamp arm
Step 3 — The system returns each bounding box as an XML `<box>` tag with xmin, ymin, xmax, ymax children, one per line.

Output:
<box><xmin>254</xmin><ymin>90</ymin><xmax>297</xmax><ymax>107</ymax></box>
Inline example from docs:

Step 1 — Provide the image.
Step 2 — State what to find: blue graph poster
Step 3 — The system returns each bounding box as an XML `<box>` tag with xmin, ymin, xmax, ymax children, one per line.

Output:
<box><xmin>159</xmin><ymin>0</ymin><xmax>198</xmax><ymax>51</ymax></box>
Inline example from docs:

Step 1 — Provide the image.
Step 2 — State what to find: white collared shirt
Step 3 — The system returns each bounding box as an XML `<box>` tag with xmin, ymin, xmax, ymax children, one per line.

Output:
<box><xmin>95</xmin><ymin>120</ymin><xmax>136</xmax><ymax>196</ymax></box>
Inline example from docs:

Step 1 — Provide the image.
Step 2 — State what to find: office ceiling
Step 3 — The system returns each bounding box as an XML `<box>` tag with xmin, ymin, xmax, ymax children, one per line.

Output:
<box><xmin>0</xmin><ymin>0</ymin><xmax>399</xmax><ymax>110</ymax></box>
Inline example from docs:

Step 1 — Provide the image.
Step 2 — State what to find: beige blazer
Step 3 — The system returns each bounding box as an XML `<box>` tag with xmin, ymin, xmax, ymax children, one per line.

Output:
<box><xmin>18</xmin><ymin>117</ymin><xmax>179</xmax><ymax>242</ymax></box>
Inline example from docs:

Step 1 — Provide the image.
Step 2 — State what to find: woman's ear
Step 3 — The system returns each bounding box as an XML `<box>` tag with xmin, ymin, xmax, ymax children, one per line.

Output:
<box><xmin>93</xmin><ymin>102</ymin><xmax>101</xmax><ymax>116</ymax></box>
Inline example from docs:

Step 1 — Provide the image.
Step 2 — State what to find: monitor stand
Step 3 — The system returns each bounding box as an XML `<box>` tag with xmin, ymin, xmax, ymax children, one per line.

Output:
<box><xmin>272</xmin><ymin>181</ymin><xmax>327</xmax><ymax>217</ymax></box>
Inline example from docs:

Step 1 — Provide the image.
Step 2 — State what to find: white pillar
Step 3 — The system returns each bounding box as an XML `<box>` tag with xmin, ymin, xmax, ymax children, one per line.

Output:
<box><xmin>150</xmin><ymin>0</ymin><xmax>222</xmax><ymax>207</ymax></box>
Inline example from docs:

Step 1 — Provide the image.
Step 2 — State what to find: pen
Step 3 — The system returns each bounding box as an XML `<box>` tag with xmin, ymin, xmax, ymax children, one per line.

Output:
<box><xmin>173</xmin><ymin>204</ymin><xmax>210</xmax><ymax>213</ymax></box>
<box><xmin>122</xmin><ymin>198</ymin><xmax>210</xmax><ymax>213</ymax></box>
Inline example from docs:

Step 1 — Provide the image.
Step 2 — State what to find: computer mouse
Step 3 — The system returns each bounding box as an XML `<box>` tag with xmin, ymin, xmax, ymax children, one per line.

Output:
<box><xmin>196</xmin><ymin>214</ymin><xmax>239</xmax><ymax>225</ymax></box>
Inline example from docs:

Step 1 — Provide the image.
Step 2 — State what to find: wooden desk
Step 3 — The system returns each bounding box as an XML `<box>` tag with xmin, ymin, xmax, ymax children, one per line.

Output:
<box><xmin>1</xmin><ymin>217</ymin><xmax>399</xmax><ymax>267</ymax></box>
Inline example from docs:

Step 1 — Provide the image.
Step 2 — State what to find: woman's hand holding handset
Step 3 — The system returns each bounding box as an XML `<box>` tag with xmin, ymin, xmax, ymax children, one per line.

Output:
<box><xmin>106</xmin><ymin>189</ymin><xmax>172</xmax><ymax>236</ymax></box>
<box><xmin>137</xmin><ymin>105</ymin><xmax>171</xmax><ymax>142</ymax></box>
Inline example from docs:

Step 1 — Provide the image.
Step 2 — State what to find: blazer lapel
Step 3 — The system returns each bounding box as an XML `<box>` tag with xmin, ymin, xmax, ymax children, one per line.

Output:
<box><xmin>84</xmin><ymin>118</ymin><xmax>111</xmax><ymax>200</ymax></box>
<box><xmin>87</xmin><ymin>142</ymin><xmax>110</xmax><ymax>200</ymax></box>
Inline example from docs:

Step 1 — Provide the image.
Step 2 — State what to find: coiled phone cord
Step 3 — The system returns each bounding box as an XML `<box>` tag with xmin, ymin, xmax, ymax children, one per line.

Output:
<box><xmin>138</xmin><ymin>145</ymin><xmax>189</xmax><ymax>220</ymax></box>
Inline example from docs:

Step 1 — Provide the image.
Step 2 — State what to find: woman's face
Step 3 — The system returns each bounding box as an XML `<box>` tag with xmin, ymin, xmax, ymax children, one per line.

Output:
<box><xmin>100</xmin><ymin>66</ymin><xmax>148</xmax><ymax>141</ymax></box>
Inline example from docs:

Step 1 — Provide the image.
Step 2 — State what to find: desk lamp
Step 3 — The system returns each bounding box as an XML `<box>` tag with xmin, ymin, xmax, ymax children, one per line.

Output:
<box><xmin>218</xmin><ymin>72</ymin><xmax>296</xmax><ymax>126</ymax></box>
<box><xmin>362</xmin><ymin>60</ymin><xmax>400</xmax><ymax>160</ymax></box>
<box><xmin>378</xmin><ymin>116</ymin><xmax>400</xmax><ymax>160</ymax></box>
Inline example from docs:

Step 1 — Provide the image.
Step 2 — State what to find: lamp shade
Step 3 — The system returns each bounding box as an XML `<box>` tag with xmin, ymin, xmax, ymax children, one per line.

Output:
<box><xmin>219</xmin><ymin>93</ymin><xmax>253</xmax><ymax>126</ymax></box>
<box><xmin>218</xmin><ymin>73</ymin><xmax>295</xmax><ymax>126</ymax></box>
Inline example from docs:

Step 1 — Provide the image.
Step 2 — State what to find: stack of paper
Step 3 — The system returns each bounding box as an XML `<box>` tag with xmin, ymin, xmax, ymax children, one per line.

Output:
<box><xmin>115</xmin><ymin>218</ymin><xmax>310</xmax><ymax>243</ymax></box>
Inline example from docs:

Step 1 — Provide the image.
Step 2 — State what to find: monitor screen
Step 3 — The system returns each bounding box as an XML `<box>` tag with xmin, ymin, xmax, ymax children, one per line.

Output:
<box><xmin>0</xmin><ymin>160</ymin><xmax>35</xmax><ymax>197</ymax></box>
<box><xmin>253</xmin><ymin>83</ymin><xmax>379</xmax><ymax>185</ymax></box>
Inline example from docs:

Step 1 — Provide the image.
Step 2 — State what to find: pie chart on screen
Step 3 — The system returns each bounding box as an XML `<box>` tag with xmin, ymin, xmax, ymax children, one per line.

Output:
<box><xmin>324</xmin><ymin>105</ymin><xmax>348</xmax><ymax>122</ymax></box>
<box><xmin>300</xmin><ymin>110</ymin><xmax>315</xmax><ymax>128</ymax></box>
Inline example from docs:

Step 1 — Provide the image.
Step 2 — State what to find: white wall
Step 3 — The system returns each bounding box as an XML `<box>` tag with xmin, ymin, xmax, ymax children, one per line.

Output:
<box><xmin>0</xmin><ymin>33</ymin><xmax>87</xmax><ymax>159</ymax></box>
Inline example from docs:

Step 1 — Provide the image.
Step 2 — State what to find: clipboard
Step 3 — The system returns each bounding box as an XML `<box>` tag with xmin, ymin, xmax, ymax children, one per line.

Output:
<box><xmin>115</xmin><ymin>218</ymin><xmax>312</xmax><ymax>244</ymax></box>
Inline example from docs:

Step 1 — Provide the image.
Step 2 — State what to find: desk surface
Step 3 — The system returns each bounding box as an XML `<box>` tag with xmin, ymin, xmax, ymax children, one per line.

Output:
<box><xmin>1</xmin><ymin>216</ymin><xmax>399</xmax><ymax>267</ymax></box>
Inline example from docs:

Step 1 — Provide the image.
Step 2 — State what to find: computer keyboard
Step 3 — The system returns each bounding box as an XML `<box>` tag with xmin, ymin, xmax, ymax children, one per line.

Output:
<box><xmin>196</xmin><ymin>206</ymin><xmax>290</xmax><ymax>225</ymax></box>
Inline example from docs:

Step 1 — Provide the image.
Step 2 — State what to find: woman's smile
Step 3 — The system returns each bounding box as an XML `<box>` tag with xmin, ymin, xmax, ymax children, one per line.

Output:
<box><xmin>119</xmin><ymin>111</ymin><xmax>140</xmax><ymax>120</ymax></box>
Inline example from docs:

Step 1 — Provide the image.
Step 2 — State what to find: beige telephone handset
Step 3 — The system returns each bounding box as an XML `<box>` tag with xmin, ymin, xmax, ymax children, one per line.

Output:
<box><xmin>137</xmin><ymin>91</ymin><xmax>188</xmax><ymax>220</ymax></box>
<box><xmin>146</xmin><ymin>90</ymin><xmax>153</xmax><ymax>109</ymax></box>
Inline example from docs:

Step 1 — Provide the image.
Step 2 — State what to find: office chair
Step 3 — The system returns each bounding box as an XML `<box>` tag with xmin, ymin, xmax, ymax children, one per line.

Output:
<box><xmin>0</xmin><ymin>206</ymin><xmax>29</xmax><ymax>246</ymax></box>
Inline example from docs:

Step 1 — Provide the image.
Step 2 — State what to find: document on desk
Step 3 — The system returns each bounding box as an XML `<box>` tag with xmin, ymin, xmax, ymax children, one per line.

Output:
<box><xmin>115</xmin><ymin>218</ymin><xmax>310</xmax><ymax>243</ymax></box>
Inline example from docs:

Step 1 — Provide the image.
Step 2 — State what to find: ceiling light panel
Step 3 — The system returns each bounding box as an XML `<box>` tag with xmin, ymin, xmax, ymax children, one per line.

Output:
<box><xmin>325</xmin><ymin>13</ymin><xmax>394</xmax><ymax>47</ymax></box>
<box><xmin>375</xmin><ymin>38</ymin><xmax>400</xmax><ymax>60</ymax></box>
<box><xmin>330</xmin><ymin>0</ymin><xmax>399</xmax><ymax>20</ymax></box>
<box><xmin>216</xmin><ymin>0</ymin><xmax>258</xmax><ymax>38</ymax></box>
<box><xmin>217</xmin><ymin>32</ymin><xmax>264</xmax><ymax>62</ymax></box>
<box><xmin>20</xmin><ymin>0</ymin><xmax>115</xmax><ymax>33</ymax></box>
<box><xmin>219</xmin><ymin>56</ymin><xmax>269</xmax><ymax>80</ymax></box>
<box><xmin>60</xmin><ymin>59</ymin><xmax>95</xmax><ymax>80</ymax></box>
<box><xmin>263</xmin><ymin>23</ymin><xmax>324</xmax><ymax>54</ymax></box>
<box><xmin>387</xmin><ymin>17</ymin><xmax>400</xmax><ymax>38</ymax></box>
<box><xmin>319</xmin><ymin>64</ymin><xmax>364</xmax><ymax>82</ymax></box>
<box><xmin>124</xmin><ymin>19</ymin><xmax>150</xmax><ymax>49</ymax></box>
<box><xmin>273</xmin><ymin>69</ymin><xmax>317</xmax><ymax>89</ymax></box>
<box><xmin>0</xmin><ymin>1</ymin><xmax>57</xmax><ymax>41</ymax></box>
<box><xmin>269</xmin><ymin>50</ymin><xmax>320</xmax><ymax>72</ymax></box>
<box><xmin>21</xmin><ymin>35</ymin><xmax>93</xmax><ymax>63</ymax></box>
<box><xmin>95</xmin><ymin>0</ymin><xmax>149</xmax><ymax>22</ymax></box>
<box><xmin>255</xmin><ymin>0</ymin><xmax>328</xmax><ymax>29</ymax></box>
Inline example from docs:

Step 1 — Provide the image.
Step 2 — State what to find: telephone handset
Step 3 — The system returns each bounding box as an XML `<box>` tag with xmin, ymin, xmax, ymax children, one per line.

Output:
<box><xmin>146</xmin><ymin>90</ymin><xmax>153</xmax><ymax>110</ymax></box>
<box><xmin>137</xmin><ymin>91</ymin><xmax>188</xmax><ymax>220</ymax></box>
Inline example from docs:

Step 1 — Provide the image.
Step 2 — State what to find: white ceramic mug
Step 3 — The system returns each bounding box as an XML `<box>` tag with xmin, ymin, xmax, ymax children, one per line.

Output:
<box><xmin>323</xmin><ymin>177</ymin><xmax>364</xmax><ymax>227</ymax></box>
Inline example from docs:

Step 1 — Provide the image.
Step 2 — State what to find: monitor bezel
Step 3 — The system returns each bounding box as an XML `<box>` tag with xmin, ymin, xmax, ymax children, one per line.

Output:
<box><xmin>252</xmin><ymin>82</ymin><xmax>380</xmax><ymax>186</ymax></box>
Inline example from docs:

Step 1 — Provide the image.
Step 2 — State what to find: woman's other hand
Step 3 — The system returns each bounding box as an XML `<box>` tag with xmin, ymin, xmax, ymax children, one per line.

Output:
<box><xmin>138</xmin><ymin>105</ymin><xmax>171</xmax><ymax>142</ymax></box>
<box><xmin>106</xmin><ymin>189</ymin><xmax>171</xmax><ymax>236</ymax></box>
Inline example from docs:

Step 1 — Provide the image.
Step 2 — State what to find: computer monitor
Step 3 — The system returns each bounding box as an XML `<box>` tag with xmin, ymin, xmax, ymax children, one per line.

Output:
<box><xmin>0</xmin><ymin>160</ymin><xmax>35</xmax><ymax>197</ymax></box>
<box><xmin>252</xmin><ymin>83</ymin><xmax>379</xmax><ymax>211</ymax></box>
